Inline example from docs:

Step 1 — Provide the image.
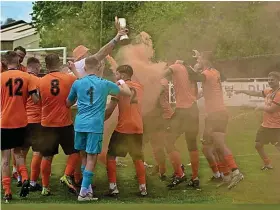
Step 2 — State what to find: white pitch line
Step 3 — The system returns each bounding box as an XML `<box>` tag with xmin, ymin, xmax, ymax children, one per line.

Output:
<box><xmin>51</xmin><ymin>153</ymin><xmax>280</xmax><ymax>166</ymax></box>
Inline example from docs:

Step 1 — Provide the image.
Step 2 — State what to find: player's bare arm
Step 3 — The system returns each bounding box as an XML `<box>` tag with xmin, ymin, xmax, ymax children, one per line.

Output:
<box><xmin>30</xmin><ymin>92</ymin><xmax>40</xmax><ymax>104</ymax></box>
<box><xmin>92</xmin><ymin>17</ymin><xmax>128</xmax><ymax>62</ymax></box>
<box><xmin>234</xmin><ymin>90</ymin><xmax>263</xmax><ymax>97</ymax></box>
<box><xmin>68</xmin><ymin>61</ymin><xmax>81</xmax><ymax>78</ymax></box>
<box><xmin>117</xmin><ymin>80</ymin><xmax>131</xmax><ymax>97</ymax></box>
<box><xmin>106</xmin><ymin>55</ymin><xmax>118</xmax><ymax>73</ymax></box>
<box><xmin>188</xmin><ymin>65</ymin><xmax>206</xmax><ymax>82</ymax></box>
<box><xmin>104</xmin><ymin>99</ymin><xmax>118</xmax><ymax>121</ymax></box>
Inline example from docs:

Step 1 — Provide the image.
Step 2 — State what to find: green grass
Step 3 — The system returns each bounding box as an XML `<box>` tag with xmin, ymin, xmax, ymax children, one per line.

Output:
<box><xmin>2</xmin><ymin>108</ymin><xmax>280</xmax><ymax>205</ymax></box>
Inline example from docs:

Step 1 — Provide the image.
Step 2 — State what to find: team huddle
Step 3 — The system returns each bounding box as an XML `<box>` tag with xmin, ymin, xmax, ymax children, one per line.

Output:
<box><xmin>1</xmin><ymin>17</ymin><xmax>280</xmax><ymax>203</ymax></box>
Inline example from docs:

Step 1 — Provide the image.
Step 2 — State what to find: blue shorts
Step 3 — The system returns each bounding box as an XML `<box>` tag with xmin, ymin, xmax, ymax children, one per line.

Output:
<box><xmin>74</xmin><ymin>132</ymin><xmax>103</xmax><ymax>154</ymax></box>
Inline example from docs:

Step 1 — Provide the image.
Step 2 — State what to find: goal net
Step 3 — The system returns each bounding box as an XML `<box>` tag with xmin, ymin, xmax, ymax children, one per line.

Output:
<box><xmin>1</xmin><ymin>47</ymin><xmax>67</xmax><ymax>75</ymax></box>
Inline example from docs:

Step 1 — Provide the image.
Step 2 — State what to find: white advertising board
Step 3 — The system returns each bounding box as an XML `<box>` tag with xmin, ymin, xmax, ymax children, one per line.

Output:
<box><xmin>169</xmin><ymin>78</ymin><xmax>270</xmax><ymax>106</ymax></box>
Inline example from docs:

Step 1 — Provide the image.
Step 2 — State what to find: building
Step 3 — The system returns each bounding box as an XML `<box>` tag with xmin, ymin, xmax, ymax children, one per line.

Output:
<box><xmin>1</xmin><ymin>20</ymin><xmax>39</xmax><ymax>50</ymax></box>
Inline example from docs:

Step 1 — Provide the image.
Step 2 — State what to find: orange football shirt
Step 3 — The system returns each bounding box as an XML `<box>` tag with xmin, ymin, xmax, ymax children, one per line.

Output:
<box><xmin>169</xmin><ymin>63</ymin><xmax>197</xmax><ymax>109</ymax></box>
<box><xmin>39</xmin><ymin>71</ymin><xmax>76</xmax><ymax>127</ymax></box>
<box><xmin>26</xmin><ymin>74</ymin><xmax>41</xmax><ymax>123</ymax></box>
<box><xmin>113</xmin><ymin>80</ymin><xmax>144</xmax><ymax>134</ymax></box>
<box><xmin>262</xmin><ymin>88</ymin><xmax>280</xmax><ymax>128</ymax></box>
<box><xmin>1</xmin><ymin>70</ymin><xmax>37</xmax><ymax>128</ymax></box>
<box><xmin>202</xmin><ymin>68</ymin><xmax>226</xmax><ymax>114</ymax></box>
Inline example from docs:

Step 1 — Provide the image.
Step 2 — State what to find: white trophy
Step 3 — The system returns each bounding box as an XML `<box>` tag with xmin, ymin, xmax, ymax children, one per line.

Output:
<box><xmin>118</xmin><ymin>18</ymin><xmax>129</xmax><ymax>43</ymax></box>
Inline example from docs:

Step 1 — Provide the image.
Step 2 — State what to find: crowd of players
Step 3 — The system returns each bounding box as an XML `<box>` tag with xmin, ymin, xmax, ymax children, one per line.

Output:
<box><xmin>1</xmin><ymin>17</ymin><xmax>280</xmax><ymax>203</ymax></box>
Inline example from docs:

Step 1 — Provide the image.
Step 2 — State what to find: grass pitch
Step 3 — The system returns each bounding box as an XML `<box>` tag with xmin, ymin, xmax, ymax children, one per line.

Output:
<box><xmin>2</xmin><ymin>108</ymin><xmax>280</xmax><ymax>205</ymax></box>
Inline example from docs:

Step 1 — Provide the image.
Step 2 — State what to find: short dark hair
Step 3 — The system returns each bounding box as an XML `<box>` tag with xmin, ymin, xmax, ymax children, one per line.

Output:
<box><xmin>5</xmin><ymin>51</ymin><xmax>19</xmax><ymax>65</ymax></box>
<box><xmin>45</xmin><ymin>54</ymin><xmax>60</xmax><ymax>70</ymax></box>
<box><xmin>268</xmin><ymin>71</ymin><xmax>280</xmax><ymax>80</ymax></box>
<box><xmin>117</xmin><ymin>65</ymin><xmax>133</xmax><ymax>77</ymax></box>
<box><xmin>27</xmin><ymin>57</ymin><xmax>40</xmax><ymax>66</ymax></box>
<box><xmin>85</xmin><ymin>56</ymin><xmax>99</xmax><ymax>69</ymax></box>
<box><xmin>14</xmin><ymin>46</ymin><xmax>26</xmax><ymax>55</ymax></box>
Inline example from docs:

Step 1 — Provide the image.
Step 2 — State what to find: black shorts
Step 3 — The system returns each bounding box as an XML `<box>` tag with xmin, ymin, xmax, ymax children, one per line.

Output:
<box><xmin>1</xmin><ymin>127</ymin><xmax>26</xmax><ymax>150</ymax></box>
<box><xmin>22</xmin><ymin>123</ymin><xmax>42</xmax><ymax>152</ymax></box>
<box><xmin>204</xmin><ymin>111</ymin><xmax>228</xmax><ymax>134</ymax></box>
<box><xmin>168</xmin><ymin>103</ymin><xmax>199</xmax><ymax>138</ymax></box>
<box><xmin>107</xmin><ymin>131</ymin><xmax>144</xmax><ymax>160</ymax></box>
<box><xmin>38</xmin><ymin>125</ymin><xmax>78</xmax><ymax>156</ymax></box>
<box><xmin>255</xmin><ymin>126</ymin><xmax>280</xmax><ymax>146</ymax></box>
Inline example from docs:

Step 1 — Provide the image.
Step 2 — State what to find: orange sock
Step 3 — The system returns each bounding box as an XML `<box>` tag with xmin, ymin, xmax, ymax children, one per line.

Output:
<box><xmin>31</xmin><ymin>154</ymin><xmax>42</xmax><ymax>182</ymax></box>
<box><xmin>263</xmin><ymin>157</ymin><xmax>271</xmax><ymax>166</ymax></box>
<box><xmin>168</xmin><ymin>151</ymin><xmax>184</xmax><ymax>177</ymax></box>
<box><xmin>209</xmin><ymin>162</ymin><xmax>219</xmax><ymax>174</ymax></box>
<box><xmin>224</xmin><ymin>154</ymin><xmax>238</xmax><ymax>171</ymax></box>
<box><xmin>2</xmin><ymin>176</ymin><xmax>11</xmax><ymax>195</ymax></box>
<box><xmin>64</xmin><ymin>153</ymin><xmax>80</xmax><ymax>176</ymax></box>
<box><xmin>74</xmin><ymin>171</ymin><xmax>82</xmax><ymax>184</ymax></box>
<box><xmin>41</xmin><ymin>159</ymin><xmax>52</xmax><ymax>188</ymax></box>
<box><xmin>18</xmin><ymin>165</ymin><xmax>29</xmax><ymax>182</ymax></box>
<box><xmin>107</xmin><ymin>159</ymin><xmax>117</xmax><ymax>183</ymax></box>
<box><xmin>218</xmin><ymin>161</ymin><xmax>230</xmax><ymax>176</ymax></box>
<box><xmin>134</xmin><ymin>160</ymin><xmax>146</xmax><ymax>185</ymax></box>
<box><xmin>190</xmin><ymin>150</ymin><xmax>199</xmax><ymax>179</ymax></box>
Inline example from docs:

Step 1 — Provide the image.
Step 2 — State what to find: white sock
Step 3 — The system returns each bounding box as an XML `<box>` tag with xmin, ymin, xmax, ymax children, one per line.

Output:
<box><xmin>30</xmin><ymin>181</ymin><xmax>36</xmax><ymax>186</ymax></box>
<box><xmin>109</xmin><ymin>183</ymin><xmax>117</xmax><ymax>189</ymax></box>
<box><xmin>220</xmin><ymin>172</ymin><xmax>224</xmax><ymax>178</ymax></box>
<box><xmin>214</xmin><ymin>172</ymin><xmax>221</xmax><ymax>178</ymax></box>
<box><xmin>12</xmin><ymin>167</ymin><xmax>17</xmax><ymax>173</ymax></box>
<box><xmin>80</xmin><ymin>187</ymin><xmax>88</xmax><ymax>196</ymax></box>
<box><xmin>232</xmin><ymin>169</ymin><xmax>240</xmax><ymax>176</ymax></box>
<box><xmin>139</xmin><ymin>184</ymin><xmax>146</xmax><ymax>191</ymax></box>
<box><xmin>87</xmin><ymin>184</ymin><xmax>93</xmax><ymax>193</ymax></box>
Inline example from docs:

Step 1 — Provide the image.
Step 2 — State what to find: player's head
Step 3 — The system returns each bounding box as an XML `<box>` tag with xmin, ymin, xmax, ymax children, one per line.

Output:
<box><xmin>85</xmin><ymin>56</ymin><xmax>105</xmax><ymax>76</ymax></box>
<box><xmin>5</xmin><ymin>51</ymin><xmax>20</xmax><ymax>68</ymax></box>
<box><xmin>116</xmin><ymin>65</ymin><xmax>133</xmax><ymax>80</ymax></box>
<box><xmin>196</xmin><ymin>52</ymin><xmax>213</xmax><ymax>69</ymax></box>
<box><xmin>45</xmin><ymin>54</ymin><xmax>61</xmax><ymax>71</ymax></box>
<box><xmin>268</xmin><ymin>71</ymin><xmax>280</xmax><ymax>89</ymax></box>
<box><xmin>14</xmin><ymin>46</ymin><xmax>26</xmax><ymax>64</ymax></box>
<box><xmin>27</xmin><ymin>57</ymin><xmax>41</xmax><ymax>75</ymax></box>
<box><xmin>73</xmin><ymin>45</ymin><xmax>90</xmax><ymax>62</ymax></box>
<box><xmin>60</xmin><ymin>64</ymin><xmax>70</xmax><ymax>73</ymax></box>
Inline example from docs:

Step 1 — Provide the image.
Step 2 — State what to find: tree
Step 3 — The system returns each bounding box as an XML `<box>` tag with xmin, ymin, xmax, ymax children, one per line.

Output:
<box><xmin>31</xmin><ymin>1</ymin><xmax>142</xmax><ymax>53</ymax></box>
<box><xmin>32</xmin><ymin>1</ymin><xmax>280</xmax><ymax>63</ymax></box>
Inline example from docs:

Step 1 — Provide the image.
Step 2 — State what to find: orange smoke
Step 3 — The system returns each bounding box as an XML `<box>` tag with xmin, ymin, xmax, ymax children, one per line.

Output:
<box><xmin>116</xmin><ymin>31</ymin><xmax>167</xmax><ymax>115</ymax></box>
